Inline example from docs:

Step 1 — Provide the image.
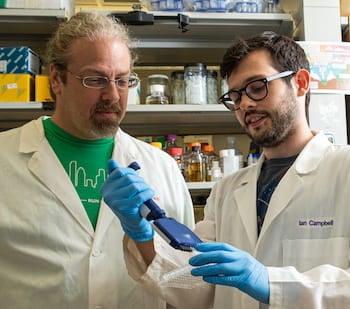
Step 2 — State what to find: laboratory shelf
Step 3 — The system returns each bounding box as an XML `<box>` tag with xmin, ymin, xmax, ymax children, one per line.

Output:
<box><xmin>118</xmin><ymin>11</ymin><xmax>294</xmax><ymax>65</ymax></box>
<box><xmin>0</xmin><ymin>102</ymin><xmax>242</xmax><ymax>135</ymax></box>
<box><xmin>0</xmin><ymin>8</ymin><xmax>68</xmax><ymax>48</ymax></box>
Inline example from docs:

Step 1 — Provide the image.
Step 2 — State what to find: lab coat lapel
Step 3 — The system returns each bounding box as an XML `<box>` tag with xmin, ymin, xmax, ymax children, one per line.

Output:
<box><xmin>95</xmin><ymin>129</ymin><xmax>138</xmax><ymax>236</ymax></box>
<box><xmin>20</xmin><ymin>118</ymin><xmax>94</xmax><ymax>236</ymax></box>
<box><xmin>235</xmin><ymin>166</ymin><xmax>260</xmax><ymax>248</ymax></box>
<box><xmin>257</xmin><ymin>133</ymin><xmax>329</xmax><ymax>240</ymax></box>
<box><xmin>258</xmin><ymin>170</ymin><xmax>303</xmax><ymax>239</ymax></box>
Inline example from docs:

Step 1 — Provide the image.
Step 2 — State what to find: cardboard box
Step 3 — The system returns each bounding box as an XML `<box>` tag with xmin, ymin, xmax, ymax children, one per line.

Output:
<box><xmin>0</xmin><ymin>46</ymin><xmax>41</xmax><ymax>75</ymax></box>
<box><xmin>35</xmin><ymin>75</ymin><xmax>53</xmax><ymax>102</ymax></box>
<box><xmin>0</xmin><ymin>74</ymin><xmax>34</xmax><ymax>102</ymax></box>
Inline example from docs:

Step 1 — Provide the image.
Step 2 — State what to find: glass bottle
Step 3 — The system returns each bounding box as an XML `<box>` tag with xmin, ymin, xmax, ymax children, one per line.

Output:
<box><xmin>186</xmin><ymin>143</ymin><xmax>204</xmax><ymax>182</ymax></box>
<box><xmin>145</xmin><ymin>74</ymin><xmax>170</xmax><ymax>104</ymax></box>
<box><xmin>206</xmin><ymin>70</ymin><xmax>218</xmax><ymax>104</ymax></box>
<box><xmin>171</xmin><ymin>70</ymin><xmax>185</xmax><ymax>104</ymax></box>
<box><xmin>202</xmin><ymin>144</ymin><xmax>219</xmax><ymax>181</ymax></box>
<box><xmin>184</xmin><ymin>63</ymin><xmax>207</xmax><ymax>105</ymax></box>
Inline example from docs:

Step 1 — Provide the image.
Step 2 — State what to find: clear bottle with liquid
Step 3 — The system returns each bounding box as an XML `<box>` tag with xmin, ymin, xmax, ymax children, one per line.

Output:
<box><xmin>202</xmin><ymin>144</ymin><xmax>220</xmax><ymax>181</ymax></box>
<box><xmin>186</xmin><ymin>143</ymin><xmax>204</xmax><ymax>182</ymax></box>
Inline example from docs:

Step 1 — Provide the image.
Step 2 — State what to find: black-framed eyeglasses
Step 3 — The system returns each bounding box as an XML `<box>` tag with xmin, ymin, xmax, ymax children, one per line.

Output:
<box><xmin>219</xmin><ymin>71</ymin><xmax>295</xmax><ymax>111</ymax></box>
<box><xmin>67</xmin><ymin>70</ymin><xmax>139</xmax><ymax>89</ymax></box>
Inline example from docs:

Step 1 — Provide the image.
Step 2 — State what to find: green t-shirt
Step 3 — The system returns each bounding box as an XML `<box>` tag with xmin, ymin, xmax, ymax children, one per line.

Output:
<box><xmin>43</xmin><ymin>118</ymin><xmax>114</xmax><ymax>229</ymax></box>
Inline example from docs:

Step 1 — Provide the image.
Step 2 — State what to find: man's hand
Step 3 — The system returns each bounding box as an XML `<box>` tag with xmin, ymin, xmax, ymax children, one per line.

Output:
<box><xmin>100</xmin><ymin>159</ymin><xmax>154</xmax><ymax>242</ymax></box>
<box><xmin>189</xmin><ymin>242</ymin><xmax>269</xmax><ymax>304</ymax></box>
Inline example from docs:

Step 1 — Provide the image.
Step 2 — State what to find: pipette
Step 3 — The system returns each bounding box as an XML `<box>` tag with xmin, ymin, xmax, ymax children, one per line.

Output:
<box><xmin>128</xmin><ymin>161</ymin><xmax>202</xmax><ymax>251</ymax></box>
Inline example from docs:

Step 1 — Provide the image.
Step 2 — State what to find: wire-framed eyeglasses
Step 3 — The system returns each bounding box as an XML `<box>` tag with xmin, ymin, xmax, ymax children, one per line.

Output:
<box><xmin>219</xmin><ymin>71</ymin><xmax>295</xmax><ymax>111</ymax></box>
<box><xmin>67</xmin><ymin>70</ymin><xmax>139</xmax><ymax>89</ymax></box>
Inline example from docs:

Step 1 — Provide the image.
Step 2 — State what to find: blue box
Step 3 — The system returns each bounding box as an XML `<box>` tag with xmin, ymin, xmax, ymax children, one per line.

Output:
<box><xmin>0</xmin><ymin>47</ymin><xmax>41</xmax><ymax>75</ymax></box>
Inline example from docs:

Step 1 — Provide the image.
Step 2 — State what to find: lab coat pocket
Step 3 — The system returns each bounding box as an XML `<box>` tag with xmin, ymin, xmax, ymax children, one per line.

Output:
<box><xmin>283</xmin><ymin>237</ymin><xmax>349</xmax><ymax>272</ymax></box>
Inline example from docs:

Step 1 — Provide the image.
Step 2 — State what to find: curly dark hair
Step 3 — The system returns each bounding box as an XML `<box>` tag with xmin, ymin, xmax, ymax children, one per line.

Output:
<box><xmin>221</xmin><ymin>31</ymin><xmax>311</xmax><ymax>119</ymax></box>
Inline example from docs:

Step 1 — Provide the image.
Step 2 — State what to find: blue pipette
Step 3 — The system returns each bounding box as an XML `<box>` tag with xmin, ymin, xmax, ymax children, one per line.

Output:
<box><xmin>128</xmin><ymin>161</ymin><xmax>202</xmax><ymax>251</ymax></box>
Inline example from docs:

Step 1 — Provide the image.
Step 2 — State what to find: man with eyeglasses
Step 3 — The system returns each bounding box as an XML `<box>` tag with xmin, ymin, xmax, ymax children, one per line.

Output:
<box><xmin>101</xmin><ymin>31</ymin><xmax>350</xmax><ymax>309</ymax></box>
<box><xmin>0</xmin><ymin>12</ymin><xmax>195</xmax><ymax>309</ymax></box>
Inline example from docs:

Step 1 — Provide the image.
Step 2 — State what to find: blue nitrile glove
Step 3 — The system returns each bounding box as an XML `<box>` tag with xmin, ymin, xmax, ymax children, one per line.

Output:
<box><xmin>100</xmin><ymin>159</ymin><xmax>155</xmax><ymax>242</ymax></box>
<box><xmin>189</xmin><ymin>242</ymin><xmax>269</xmax><ymax>304</ymax></box>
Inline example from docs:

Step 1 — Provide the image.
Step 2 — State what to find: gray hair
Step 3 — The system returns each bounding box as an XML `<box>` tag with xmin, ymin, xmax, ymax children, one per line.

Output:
<box><xmin>46</xmin><ymin>11</ymin><xmax>137</xmax><ymax>74</ymax></box>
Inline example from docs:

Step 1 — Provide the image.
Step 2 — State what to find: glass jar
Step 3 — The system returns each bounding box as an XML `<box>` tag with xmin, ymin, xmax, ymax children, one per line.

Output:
<box><xmin>171</xmin><ymin>71</ymin><xmax>185</xmax><ymax>104</ymax></box>
<box><xmin>145</xmin><ymin>74</ymin><xmax>170</xmax><ymax>104</ymax></box>
<box><xmin>184</xmin><ymin>63</ymin><xmax>207</xmax><ymax>105</ymax></box>
<box><xmin>221</xmin><ymin>78</ymin><xmax>228</xmax><ymax>96</ymax></box>
<box><xmin>207</xmin><ymin>70</ymin><xmax>218</xmax><ymax>104</ymax></box>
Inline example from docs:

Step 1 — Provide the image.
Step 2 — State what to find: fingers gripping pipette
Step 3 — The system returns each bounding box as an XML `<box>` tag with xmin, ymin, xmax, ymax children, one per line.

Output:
<box><xmin>128</xmin><ymin>161</ymin><xmax>202</xmax><ymax>251</ymax></box>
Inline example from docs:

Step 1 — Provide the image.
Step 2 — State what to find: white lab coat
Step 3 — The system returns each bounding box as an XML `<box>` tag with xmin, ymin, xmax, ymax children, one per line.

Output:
<box><xmin>124</xmin><ymin>132</ymin><xmax>350</xmax><ymax>309</ymax></box>
<box><xmin>0</xmin><ymin>117</ymin><xmax>194</xmax><ymax>309</ymax></box>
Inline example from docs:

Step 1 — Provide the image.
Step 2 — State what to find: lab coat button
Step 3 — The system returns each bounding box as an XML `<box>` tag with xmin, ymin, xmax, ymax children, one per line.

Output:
<box><xmin>92</xmin><ymin>249</ymin><xmax>101</xmax><ymax>257</ymax></box>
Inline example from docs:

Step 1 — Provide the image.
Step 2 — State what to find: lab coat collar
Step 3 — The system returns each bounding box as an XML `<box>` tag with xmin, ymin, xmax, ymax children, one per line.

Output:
<box><xmin>111</xmin><ymin>129</ymin><xmax>139</xmax><ymax>167</ymax></box>
<box><xmin>294</xmin><ymin>132</ymin><xmax>332</xmax><ymax>174</ymax></box>
<box><xmin>18</xmin><ymin>117</ymin><xmax>95</xmax><ymax>236</ymax></box>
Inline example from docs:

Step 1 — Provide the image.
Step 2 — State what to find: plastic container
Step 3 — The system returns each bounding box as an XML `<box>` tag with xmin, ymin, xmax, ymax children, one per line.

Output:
<box><xmin>203</xmin><ymin>0</ymin><xmax>227</xmax><ymax>12</ymax></box>
<box><xmin>159</xmin><ymin>265</ymin><xmax>207</xmax><ymax>289</ymax></box>
<box><xmin>159</xmin><ymin>0</ymin><xmax>184</xmax><ymax>10</ymax></box>
<box><xmin>227</xmin><ymin>136</ymin><xmax>244</xmax><ymax>169</ymax></box>
<box><xmin>220</xmin><ymin>149</ymin><xmax>240</xmax><ymax>177</ymax></box>
<box><xmin>145</xmin><ymin>74</ymin><xmax>170</xmax><ymax>105</ymax></box>
<box><xmin>184</xmin><ymin>63</ymin><xmax>207</xmax><ymax>105</ymax></box>
<box><xmin>210</xmin><ymin>161</ymin><xmax>223</xmax><ymax>181</ymax></box>
<box><xmin>191</xmin><ymin>0</ymin><xmax>207</xmax><ymax>11</ymax></box>
<box><xmin>227</xmin><ymin>0</ymin><xmax>262</xmax><ymax>13</ymax></box>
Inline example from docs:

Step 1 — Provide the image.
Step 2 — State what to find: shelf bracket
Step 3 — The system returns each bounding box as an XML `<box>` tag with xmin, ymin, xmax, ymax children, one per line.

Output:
<box><xmin>177</xmin><ymin>13</ymin><xmax>190</xmax><ymax>33</ymax></box>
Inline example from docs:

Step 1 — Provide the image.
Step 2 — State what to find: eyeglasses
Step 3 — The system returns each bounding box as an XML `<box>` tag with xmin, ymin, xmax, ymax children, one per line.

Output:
<box><xmin>219</xmin><ymin>71</ymin><xmax>295</xmax><ymax>111</ymax></box>
<box><xmin>67</xmin><ymin>70</ymin><xmax>139</xmax><ymax>89</ymax></box>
